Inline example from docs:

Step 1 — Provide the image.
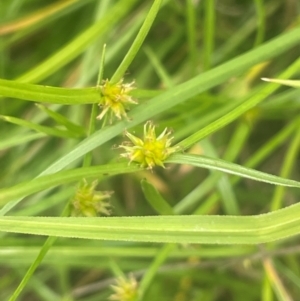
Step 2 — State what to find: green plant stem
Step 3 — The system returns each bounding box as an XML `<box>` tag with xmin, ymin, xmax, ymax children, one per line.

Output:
<box><xmin>203</xmin><ymin>0</ymin><xmax>215</xmax><ymax>70</ymax></box>
<box><xmin>137</xmin><ymin>244</ymin><xmax>175</xmax><ymax>301</ymax></box>
<box><xmin>8</xmin><ymin>203</ymin><xmax>71</xmax><ymax>301</ymax></box>
<box><xmin>110</xmin><ymin>0</ymin><xmax>163</xmax><ymax>84</ymax></box>
<box><xmin>186</xmin><ymin>0</ymin><xmax>197</xmax><ymax>75</ymax></box>
<box><xmin>254</xmin><ymin>0</ymin><xmax>265</xmax><ymax>47</ymax></box>
<box><xmin>83</xmin><ymin>44</ymin><xmax>106</xmax><ymax>168</ymax></box>
<box><xmin>271</xmin><ymin>125</ymin><xmax>300</xmax><ymax>211</ymax></box>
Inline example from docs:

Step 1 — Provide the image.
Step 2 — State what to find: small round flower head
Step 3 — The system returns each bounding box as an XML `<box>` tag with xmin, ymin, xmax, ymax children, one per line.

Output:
<box><xmin>97</xmin><ymin>79</ymin><xmax>137</xmax><ymax>122</ymax></box>
<box><xmin>70</xmin><ymin>179</ymin><xmax>113</xmax><ymax>217</ymax></box>
<box><xmin>119</xmin><ymin>121</ymin><xmax>180</xmax><ymax>169</ymax></box>
<box><xmin>109</xmin><ymin>275</ymin><xmax>138</xmax><ymax>301</ymax></box>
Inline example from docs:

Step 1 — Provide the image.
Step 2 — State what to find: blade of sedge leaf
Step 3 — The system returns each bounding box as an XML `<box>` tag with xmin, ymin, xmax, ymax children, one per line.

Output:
<box><xmin>270</xmin><ymin>127</ymin><xmax>300</xmax><ymax>211</ymax></box>
<box><xmin>0</xmin><ymin>132</ymin><xmax>46</xmax><ymax>150</ymax></box>
<box><xmin>110</xmin><ymin>0</ymin><xmax>163</xmax><ymax>83</ymax></box>
<box><xmin>1</xmin><ymin>202</ymin><xmax>300</xmax><ymax>244</ymax></box>
<box><xmin>2</xmin><ymin>26</ymin><xmax>300</xmax><ymax>215</ymax></box>
<box><xmin>201</xmin><ymin>139</ymin><xmax>239</xmax><ymax>215</ymax></box>
<box><xmin>166</xmin><ymin>153</ymin><xmax>300</xmax><ymax>189</ymax></box>
<box><xmin>261</xmin><ymin>78</ymin><xmax>300</xmax><ymax>88</ymax></box>
<box><xmin>0</xmin><ymin>77</ymin><xmax>155</xmax><ymax>104</ymax></box>
<box><xmin>0</xmin><ymin>79</ymin><xmax>99</xmax><ymax>104</ymax></box>
<box><xmin>0</xmin><ymin>115</ymin><xmax>80</xmax><ymax>139</ymax></box>
<box><xmin>83</xmin><ymin>43</ymin><xmax>106</xmax><ymax>168</ymax></box>
<box><xmin>0</xmin><ymin>245</ymin><xmax>255</xmax><ymax>261</ymax></box>
<box><xmin>203</xmin><ymin>0</ymin><xmax>215</xmax><ymax>70</ymax></box>
<box><xmin>8</xmin><ymin>203</ymin><xmax>71</xmax><ymax>301</ymax></box>
<box><xmin>137</xmin><ymin>244</ymin><xmax>175</xmax><ymax>301</ymax></box>
<box><xmin>0</xmin><ymin>163</ymin><xmax>142</xmax><ymax>207</ymax></box>
<box><xmin>36</xmin><ymin>104</ymin><xmax>86</xmax><ymax>136</ymax></box>
<box><xmin>141</xmin><ymin>179</ymin><xmax>174</xmax><ymax>215</ymax></box>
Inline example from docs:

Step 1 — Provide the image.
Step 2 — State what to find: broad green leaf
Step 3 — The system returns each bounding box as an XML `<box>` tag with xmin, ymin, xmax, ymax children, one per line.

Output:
<box><xmin>1</xmin><ymin>201</ymin><xmax>300</xmax><ymax>244</ymax></box>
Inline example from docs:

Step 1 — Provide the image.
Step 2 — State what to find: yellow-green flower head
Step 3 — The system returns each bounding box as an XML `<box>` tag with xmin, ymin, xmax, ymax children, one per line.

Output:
<box><xmin>109</xmin><ymin>275</ymin><xmax>138</xmax><ymax>301</ymax></box>
<box><xmin>97</xmin><ymin>79</ymin><xmax>137</xmax><ymax>121</ymax></box>
<box><xmin>70</xmin><ymin>179</ymin><xmax>113</xmax><ymax>217</ymax></box>
<box><xmin>120</xmin><ymin>121</ymin><xmax>179</xmax><ymax>169</ymax></box>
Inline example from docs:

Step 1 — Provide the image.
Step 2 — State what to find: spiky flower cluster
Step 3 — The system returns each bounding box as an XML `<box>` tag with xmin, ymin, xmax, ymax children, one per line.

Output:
<box><xmin>109</xmin><ymin>275</ymin><xmax>138</xmax><ymax>301</ymax></box>
<box><xmin>119</xmin><ymin>121</ymin><xmax>179</xmax><ymax>169</ymax></box>
<box><xmin>70</xmin><ymin>179</ymin><xmax>113</xmax><ymax>217</ymax></box>
<box><xmin>97</xmin><ymin>79</ymin><xmax>137</xmax><ymax>121</ymax></box>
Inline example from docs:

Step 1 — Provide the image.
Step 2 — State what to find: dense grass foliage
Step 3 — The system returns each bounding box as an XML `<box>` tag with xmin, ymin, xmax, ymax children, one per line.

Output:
<box><xmin>1</xmin><ymin>1</ymin><xmax>300</xmax><ymax>300</ymax></box>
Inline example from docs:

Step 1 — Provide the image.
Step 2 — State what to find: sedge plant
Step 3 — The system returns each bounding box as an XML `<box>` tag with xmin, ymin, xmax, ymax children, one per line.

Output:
<box><xmin>1</xmin><ymin>1</ymin><xmax>300</xmax><ymax>301</ymax></box>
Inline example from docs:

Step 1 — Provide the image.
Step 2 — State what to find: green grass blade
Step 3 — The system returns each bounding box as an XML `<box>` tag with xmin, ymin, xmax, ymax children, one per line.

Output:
<box><xmin>166</xmin><ymin>153</ymin><xmax>300</xmax><ymax>189</ymax></box>
<box><xmin>83</xmin><ymin>44</ymin><xmax>106</xmax><ymax>167</ymax></box>
<box><xmin>203</xmin><ymin>0</ymin><xmax>215</xmax><ymax>70</ymax></box>
<box><xmin>137</xmin><ymin>244</ymin><xmax>175</xmax><ymax>301</ymax></box>
<box><xmin>201</xmin><ymin>140</ymin><xmax>239</xmax><ymax>215</ymax></box>
<box><xmin>261</xmin><ymin>78</ymin><xmax>300</xmax><ymax>88</ymax></box>
<box><xmin>8</xmin><ymin>239</ymin><xmax>57</xmax><ymax>301</ymax></box>
<box><xmin>110</xmin><ymin>0</ymin><xmax>163</xmax><ymax>83</ymax></box>
<box><xmin>141</xmin><ymin>179</ymin><xmax>174</xmax><ymax>215</ymax></box>
<box><xmin>0</xmin><ymin>163</ymin><xmax>142</xmax><ymax>207</ymax></box>
<box><xmin>0</xmin><ymin>244</ymin><xmax>255</xmax><ymax>261</ymax></box>
<box><xmin>254</xmin><ymin>0</ymin><xmax>265</xmax><ymax>47</ymax></box>
<box><xmin>174</xmin><ymin>173</ymin><xmax>220</xmax><ymax>214</ymax></box>
<box><xmin>8</xmin><ymin>204</ymin><xmax>71</xmax><ymax>301</ymax></box>
<box><xmin>0</xmin><ymin>132</ymin><xmax>46</xmax><ymax>150</ymax></box>
<box><xmin>271</xmin><ymin>127</ymin><xmax>300</xmax><ymax>211</ymax></box>
<box><xmin>36</xmin><ymin>104</ymin><xmax>86</xmax><ymax>136</ymax></box>
<box><xmin>0</xmin><ymin>78</ymin><xmax>99</xmax><ymax>104</ymax></box>
<box><xmin>186</xmin><ymin>0</ymin><xmax>197</xmax><ymax>75</ymax></box>
<box><xmin>144</xmin><ymin>46</ymin><xmax>173</xmax><ymax>88</ymax></box>
<box><xmin>2</xmin><ymin>202</ymin><xmax>300</xmax><ymax>244</ymax></box>
<box><xmin>0</xmin><ymin>115</ymin><xmax>80</xmax><ymax>138</ymax></box>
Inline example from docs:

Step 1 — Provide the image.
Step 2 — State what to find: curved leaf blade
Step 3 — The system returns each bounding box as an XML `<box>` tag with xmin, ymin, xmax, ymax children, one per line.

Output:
<box><xmin>166</xmin><ymin>153</ymin><xmax>300</xmax><ymax>188</ymax></box>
